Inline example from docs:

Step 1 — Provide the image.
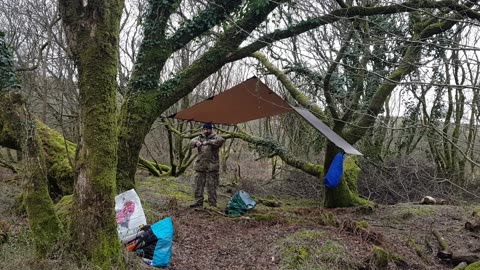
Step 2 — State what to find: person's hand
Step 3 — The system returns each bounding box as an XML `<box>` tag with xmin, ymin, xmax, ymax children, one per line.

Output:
<box><xmin>202</xmin><ymin>141</ymin><xmax>208</xmax><ymax>146</ymax></box>
<box><xmin>195</xmin><ymin>141</ymin><xmax>202</xmax><ymax>147</ymax></box>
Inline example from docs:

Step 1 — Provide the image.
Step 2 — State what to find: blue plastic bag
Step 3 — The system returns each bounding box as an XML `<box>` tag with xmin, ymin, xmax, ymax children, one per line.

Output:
<box><xmin>324</xmin><ymin>153</ymin><xmax>345</xmax><ymax>188</ymax></box>
<box><xmin>150</xmin><ymin>217</ymin><xmax>174</xmax><ymax>267</ymax></box>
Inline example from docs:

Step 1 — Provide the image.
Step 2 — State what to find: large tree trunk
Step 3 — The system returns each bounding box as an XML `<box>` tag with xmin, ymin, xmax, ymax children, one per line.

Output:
<box><xmin>1</xmin><ymin>33</ymin><xmax>63</xmax><ymax>258</ymax></box>
<box><xmin>0</xmin><ymin>91</ymin><xmax>63</xmax><ymax>257</ymax></box>
<box><xmin>0</xmin><ymin>105</ymin><xmax>77</xmax><ymax>199</ymax></box>
<box><xmin>59</xmin><ymin>0</ymin><xmax>125</xmax><ymax>267</ymax></box>
<box><xmin>322</xmin><ymin>143</ymin><xmax>369</xmax><ymax>208</ymax></box>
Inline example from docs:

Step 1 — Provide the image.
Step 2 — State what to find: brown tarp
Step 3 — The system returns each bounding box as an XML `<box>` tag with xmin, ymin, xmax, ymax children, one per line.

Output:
<box><xmin>170</xmin><ymin>77</ymin><xmax>293</xmax><ymax>124</ymax></box>
<box><xmin>171</xmin><ymin>77</ymin><xmax>362</xmax><ymax>155</ymax></box>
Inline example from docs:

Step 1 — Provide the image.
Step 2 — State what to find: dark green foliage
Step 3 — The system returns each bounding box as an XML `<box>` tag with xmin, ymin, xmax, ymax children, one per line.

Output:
<box><xmin>0</xmin><ymin>32</ymin><xmax>19</xmax><ymax>90</ymax></box>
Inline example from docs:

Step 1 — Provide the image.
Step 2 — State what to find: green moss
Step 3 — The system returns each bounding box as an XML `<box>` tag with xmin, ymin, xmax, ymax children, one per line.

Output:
<box><xmin>370</xmin><ymin>245</ymin><xmax>405</xmax><ymax>268</ymax></box>
<box><xmin>296</xmin><ymin>230</ymin><xmax>327</xmax><ymax>239</ymax></box>
<box><xmin>303</xmin><ymin>162</ymin><xmax>323</xmax><ymax>176</ymax></box>
<box><xmin>278</xmin><ymin>230</ymin><xmax>355</xmax><ymax>269</ymax></box>
<box><xmin>25</xmin><ymin>180</ymin><xmax>63</xmax><ymax>258</ymax></box>
<box><xmin>323</xmin><ymin>156</ymin><xmax>374</xmax><ymax>208</ymax></box>
<box><xmin>319</xmin><ymin>240</ymin><xmax>347</xmax><ymax>264</ymax></box>
<box><xmin>324</xmin><ymin>178</ymin><xmax>374</xmax><ymax>208</ymax></box>
<box><xmin>91</xmin><ymin>230</ymin><xmax>124</xmax><ymax>270</ymax></box>
<box><xmin>394</xmin><ymin>206</ymin><xmax>436</xmax><ymax>220</ymax></box>
<box><xmin>37</xmin><ymin>121</ymin><xmax>76</xmax><ymax>196</ymax></box>
<box><xmin>356</xmin><ymin>220</ymin><xmax>369</xmax><ymax>229</ymax></box>
<box><xmin>136</xmin><ymin>176</ymin><xmax>193</xmax><ymax>222</ymax></box>
<box><xmin>343</xmin><ymin>156</ymin><xmax>360</xmax><ymax>193</ymax></box>
<box><xmin>55</xmin><ymin>195</ymin><xmax>73</xmax><ymax>234</ymax></box>
<box><xmin>466</xmin><ymin>261</ymin><xmax>480</xmax><ymax>270</ymax></box>
<box><xmin>143</xmin><ymin>176</ymin><xmax>192</xmax><ymax>202</ymax></box>
<box><xmin>316</xmin><ymin>211</ymin><xmax>338</xmax><ymax>226</ymax></box>
<box><xmin>372</xmin><ymin>245</ymin><xmax>389</xmax><ymax>267</ymax></box>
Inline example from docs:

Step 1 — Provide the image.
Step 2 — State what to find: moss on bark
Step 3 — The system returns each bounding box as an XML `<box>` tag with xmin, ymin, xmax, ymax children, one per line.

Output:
<box><xmin>465</xmin><ymin>261</ymin><xmax>480</xmax><ymax>270</ymax></box>
<box><xmin>0</xmin><ymin>92</ymin><xmax>63</xmax><ymax>258</ymax></box>
<box><xmin>55</xmin><ymin>195</ymin><xmax>73</xmax><ymax>235</ymax></box>
<box><xmin>59</xmin><ymin>0</ymin><xmax>125</xmax><ymax>267</ymax></box>
<box><xmin>37</xmin><ymin>122</ymin><xmax>76</xmax><ymax>197</ymax></box>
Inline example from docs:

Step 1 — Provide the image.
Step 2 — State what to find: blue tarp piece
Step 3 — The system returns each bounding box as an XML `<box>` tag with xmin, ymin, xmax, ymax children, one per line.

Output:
<box><xmin>150</xmin><ymin>217</ymin><xmax>174</xmax><ymax>267</ymax></box>
<box><xmin>324</xmin><ymin>153</ymin><xmax>345</xmax><ymax>188</ymax></box>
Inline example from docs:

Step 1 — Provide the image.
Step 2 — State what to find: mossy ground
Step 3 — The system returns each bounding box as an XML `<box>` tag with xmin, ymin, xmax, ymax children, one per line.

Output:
<box><xmin>1</xmin><ymin>170</ymin><xmax>479</xmax><ymax>269</ymax></box>
<box><xmin>277</xmin><ymin>229</ymin><xmax>356</xmax><ymax>270</ymax></box>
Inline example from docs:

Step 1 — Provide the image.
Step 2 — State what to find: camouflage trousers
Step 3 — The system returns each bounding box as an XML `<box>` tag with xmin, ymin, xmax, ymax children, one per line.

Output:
<box><xmin>194</xmin><ymin>171</ymin><xmax>219</xmax><ymax>206</ymax></box>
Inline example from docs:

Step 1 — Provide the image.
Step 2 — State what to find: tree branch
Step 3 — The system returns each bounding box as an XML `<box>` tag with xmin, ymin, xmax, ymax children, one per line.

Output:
<box><xmin>226</xmin><ymin>0</ymin><xmax>477</xmax><ymax>62</ymax></box>
<box><xmin>250</xmin><ymin>52</ymin><xmax>328</xmax><ymax>123</ymax></box>
<box><xmin>220</xmin><ymin>128</ymin><xmax>323</xmax><ymax>177</ymax></box>
<box><xmin>128</xmin><ymin>0</ymin><xmax>241</xmax><ymax>95</ymax></box>
<box><xmin>166</xmin><ymin>0</ymin><xmax>242</xmax><ymax>51</ymax></box>
<box><xmin>152</xmin><ymin>0</ymin><xmax>285</xmax><ymax>109</ymax></box>
<box><xmin>16</xmin><ymin>42</ymin><xmax>50</xmax><ymax>72</ymax></box>
<box><xmin>323</xmin><ymin>28</ymin><xmax>354</xmax><ymax>120</ymax></box>
<box><xmin>345</xmin><ymin>10</ymin><xmax>464</xmax><ymax>144</ymax></box>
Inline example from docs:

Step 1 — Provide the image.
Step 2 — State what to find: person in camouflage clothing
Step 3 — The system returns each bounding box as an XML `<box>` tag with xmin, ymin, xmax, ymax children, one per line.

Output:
<box><xmin>189</xmin><ymin>123</ymin><xmax>225</xmax><ymax>208</ymax></box>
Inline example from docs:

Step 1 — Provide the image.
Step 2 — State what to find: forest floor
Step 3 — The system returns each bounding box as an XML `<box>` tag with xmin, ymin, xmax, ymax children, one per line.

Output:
<box><xmin>0</xmin><ymin>168</ymin><xmax>479</xmax><ymax>270</ymax></box>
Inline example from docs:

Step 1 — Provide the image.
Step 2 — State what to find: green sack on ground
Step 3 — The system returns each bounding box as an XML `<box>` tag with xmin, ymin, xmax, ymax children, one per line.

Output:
<box><xmin>225</xmin><ymin>191</ymin><xmax>256</xmax><ymax>216</ymax></box>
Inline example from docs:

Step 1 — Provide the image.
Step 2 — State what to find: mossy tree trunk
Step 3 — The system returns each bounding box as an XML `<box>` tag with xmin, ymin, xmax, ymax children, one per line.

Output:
<box><xmin>0</xmin><ymin>32</ymin><xmax>63</xmax><ymax>257</ymax></box>
<box><xmin>59</xmin><ymin>0</ymin><xmax>125</xmax><ymax>267</ymax></box>
<box><xmin>0</xmin><ymin>92</ymin><xmax>64</xmax><ymax>257</ymax></box>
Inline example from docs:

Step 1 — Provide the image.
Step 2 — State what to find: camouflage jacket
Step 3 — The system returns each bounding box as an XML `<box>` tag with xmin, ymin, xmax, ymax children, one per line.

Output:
<box><xmin>190</xmin><ymin>131</ymin><xmax>225</xmax><ymax>172</ymax></box>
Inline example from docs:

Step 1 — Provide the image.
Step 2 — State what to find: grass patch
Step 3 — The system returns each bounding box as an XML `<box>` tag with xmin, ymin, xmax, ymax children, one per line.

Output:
<box><xmin>356</xmin><ymin>220</ymin><xmax>369</xmax><ymax>229</ymax></box>
<box><xmin>465</xmin><ymin>261</ymin><xmax>480</xmax><ymax>270</ymax></box>
<box><xmin>369</xmin><ymin>245</ymin><xmax>407</xmax><ymax>269</ymax></box>
<box><xmin>389</xmin><ymin>205</ymin><xmax>437</xmax><ymax>221</ymax></box>
<box><xmin>137</xmin><ymin>176</ymin><xmax>193</xmax><ymax>204</ymax></box>
<box><xmin>277</xmin><ymin>229</ymin><xmax>356</xmax><ymax>270</ymax></box>
<box><xmin>0</xmin><ymin>223</ymin><xmax>35</xmax><ymax>268</ymax></box>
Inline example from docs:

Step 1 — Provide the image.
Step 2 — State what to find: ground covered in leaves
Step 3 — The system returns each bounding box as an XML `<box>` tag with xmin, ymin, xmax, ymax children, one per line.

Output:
<box><xmin>0</xmin><ymin>169</ymin><xmax>479</xmax><ymax>269</ymax></box>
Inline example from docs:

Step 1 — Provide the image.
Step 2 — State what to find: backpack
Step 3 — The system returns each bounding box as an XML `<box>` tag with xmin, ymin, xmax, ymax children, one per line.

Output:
<box><xmin>130</xmin><ymin>217</ymin><xmax>174</xmax><ymax>267</ymax></box>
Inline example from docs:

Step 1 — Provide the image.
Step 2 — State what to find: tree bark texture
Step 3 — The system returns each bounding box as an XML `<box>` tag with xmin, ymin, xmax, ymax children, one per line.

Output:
<box><xmin>59</xmin><ymin>0</ymin><xmax>125</xmax><ymax>267</ymax></box>
<box><xmin>1</xmin><ymin>33</ymin><xmax>62</xmax><ymax>258</ymax></box>
<box><xmin>0</xmin><ymin>92</ymin><xmax>63</xmax><ymax>257</ymax></box>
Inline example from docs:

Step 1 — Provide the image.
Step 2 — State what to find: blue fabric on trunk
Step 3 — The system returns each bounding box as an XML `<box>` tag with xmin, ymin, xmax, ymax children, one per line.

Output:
<box><xmin>324</xmin><ymin>153</ymin><xmax>345</xmax><ymax>188</ymax></box>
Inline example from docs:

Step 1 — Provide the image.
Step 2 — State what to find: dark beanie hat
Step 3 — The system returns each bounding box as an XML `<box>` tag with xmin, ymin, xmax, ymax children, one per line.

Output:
<box><xmin>202</xmin><ymin>123</ymin><xmax>213</xmax><ymax>130</ymax></box>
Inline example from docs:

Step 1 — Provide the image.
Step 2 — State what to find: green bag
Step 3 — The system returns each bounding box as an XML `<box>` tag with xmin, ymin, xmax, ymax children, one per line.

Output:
<box><xmin>225</xmin><ymin>191</ymin><xmax>256</xmax><ymax>216</ymax></box>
